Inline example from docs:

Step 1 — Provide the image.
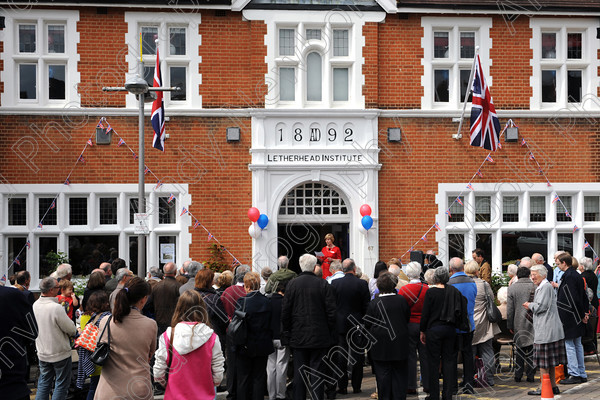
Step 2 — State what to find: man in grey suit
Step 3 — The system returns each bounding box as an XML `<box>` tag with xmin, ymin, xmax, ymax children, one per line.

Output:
<box><xmin>507</xmin><ymin>266</ymin><xmax>535</xmax><ymax>382</ymax></box>
<box><xmin>178</xmin><ymin>260</ymin><xmax>203</xmax><ymax>294</ymax></box>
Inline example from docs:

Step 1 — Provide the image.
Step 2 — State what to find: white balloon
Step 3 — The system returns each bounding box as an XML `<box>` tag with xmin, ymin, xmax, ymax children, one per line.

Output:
<box><xmin>248</xmin><ymin>224</ymin><xmax>262</xmax><ymax>239</ymax></box>
<box><xmin>358</xmin><ymin>225</ymin><xmax>367</xmax><ymax>235</ymax></box>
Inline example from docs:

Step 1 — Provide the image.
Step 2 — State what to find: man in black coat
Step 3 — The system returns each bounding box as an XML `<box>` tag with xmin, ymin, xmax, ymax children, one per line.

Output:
<box><xmin>556</xmin><ymin>253</ymin><xmax>589</xmax><ymax>384</ymax></box>
<box><xmin>331</xmin><ymin>258</ymin><xmax>370</xmax><ymax>394</ymax></box>
<box><xmin>0</xmin><ymin>285</ymin><xmax>38</xmax><ymax>400</ymax></box>
<box><xmin>281</xmin><ymin>253</ymin><xmax>337</xmax><ymax>400</ymax></box>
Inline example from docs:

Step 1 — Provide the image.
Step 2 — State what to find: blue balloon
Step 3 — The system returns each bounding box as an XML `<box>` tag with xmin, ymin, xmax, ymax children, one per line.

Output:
<box><xmin>361</xmin><ymin>215</ymin><xmax>373</xmax><ymax>230</ymax></box>
<box><xmin>257</xmin><ymin>214</ymin><xmax>269</xmax><ymax>230</ymax></box>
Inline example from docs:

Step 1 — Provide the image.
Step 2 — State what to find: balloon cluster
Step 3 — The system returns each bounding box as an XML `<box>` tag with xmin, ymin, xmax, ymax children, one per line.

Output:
<box><xmin>360</xmin><ymin>204</ymin><xmax>373</xmax><ymax>232</ymax></box>
<box><xmin>248</xmin><ymin>207</ymin><xmax>269</xmax><ymax>238</ymax></box>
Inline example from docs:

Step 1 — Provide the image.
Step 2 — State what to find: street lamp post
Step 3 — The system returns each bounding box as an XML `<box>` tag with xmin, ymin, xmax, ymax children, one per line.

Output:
<box><xmin>103</xmin><ymin>72</ymin><xmax>179</xmax><ymax>277</ymax></box>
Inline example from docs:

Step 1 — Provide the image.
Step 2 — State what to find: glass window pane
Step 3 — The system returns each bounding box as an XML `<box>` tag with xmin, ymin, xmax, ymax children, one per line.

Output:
<box><xmin>541</xmin><ymin>32</ymin><xmax>556</xmax><ymax>59</ymax></box>
<box><xmin>475</xmin><ymin>196</ymin><xmax>491</xmax><ymax>222</ymax></box>
<box><xmin>448</xmin><ymin>233</ymin><xmax>465</xmax><ymax>260</ymax></box>
<box><xmin>48</xmin><ymin>65</ymin><xmax>65</xmax><ymax>100</ymax></box>
<box><xmin>158</xmin><ymin>235</ymin><xmax>176</xmax><ymax>268</ymax></box>
<box><xmin>556</xmin><ymin>195</ymin><xmax>572</xmax><ymax>222</ymax></box>
<box><xmin>141</xmin><ymin>27</ymin><xmax>158</xmax><ymax>55</ymax></box>
<box><xmin>128</xmin><ymin>235</ymin><xmax>145</xmax><ymax>275</ymax></box>
<box><xmin>69</xmin><ymin>197</ymin><xmax>87</xmax><ymax>225</ymax></box>
<box><xmin>567</xmin><ymin>33</ymin><xmax>582</xmax><ymax>59</ymax></box>
<box><xmin>434</xmin><ymin>69</ymin><xmax>449</xmax><ymax>102</ymax></box>
<box><xmin>306</xmin><ymin>52</ymin><xmax>322</xmax><ymax>101</ymax></box>
<box><xmin>584</xmin><ymin>196</ymin><xmax>599</xmax><ymax>222</ymax></box>
<box><xmin>584</xmin><ymin>233</ymin><xmax>600</xmax><ymax>259</ymax></box>
<box><xmin>19</xmin><ymin>24</ymin><xmax>36</xmax><ymax>53</ymax></box>
<box><xmin>460</xmin><ymin>32</ymin><xmax>475</xmax><ymax>59</ymax></box>
<box><xmin>542</xmin><ymin>70</ymin><xmax>556</xmax><ymax>103</ymax></box>
<box><xmin>99</xmin><ymin>198</ymin><xmax>117</xmax><ymax>225</ymax></box>
<box><xmin>475</xmin><ymin>233</ymin><xmax>492</xmax><ymax>265</ymax></box>
<box><xmin>530</xmin><ymin>196</ymin><xmax>546</xmax><ymax>222</ymax></box>
<box><xmin>170</xmin><ymin>66</ymin><xmax>186</xmax><ymax>101</ymax></box>
<box><xmin>333</xmin><ymin>29</ymin><xmax>349</xmax><ymax>57</ymax></box>
<box><xmin>19</xmin><ymin>64</ymin><xmax>37</xmax><ymax>100</ymax></box>
<box><xmin>169</xmin><ymin>27</ymin><xmax>186</xmax><ymax>55</ymax></box>
<box><xmin>448</xmin><ymin>196</ymin><xmax>464</xmax><ymax>222</ymax></box>
<box><xmin>557</xmin><ymin>233</ymin><xmax>573</xmax><ymax>254</ymax></box>
<box><xmin>8</xmin><ymin>198</ymin><xmax>27</xmax><ymax>226</ymax></box>
<box><xmin>434</xmin><ymin>32</ymin><xmax>449</xmax><ymax>58</ymax></box>
<box><xmin>279</xmin><ymin>29</ymin><xmax>294</xmax><ymax>56</ymax></box>
<box><xmin>39</xmin><ymin>197</ymin><xmax>57</xmax><ymax>225</ymax></box>
<box><xmin>333</xmin><ymin>68</ymin><xmax>348</xmax><ymax>101</ymax></box>
<box><xmin>460</xmin><ymin>69</ymin><xmax>473</xmax><ymax>102</ymax></box>
<box><xmin>39</xmin><ymin>237</ymin><xmax>58</xmax><ymax>278</ymax></box>
<box><xmin>143</xmin><ymin>66</ymin><xmax>155</xmax><ymax>86</ymax></box>
<box><xmin>306</xmin><ymin>29</ymin><xmax>321</xmax><ymax>40</ymax></box>
<box><xmin>280</xmin><ymin>67</ymin><xmax>295</xmax><ymax>101</ymax></box>
<box><xmin>129</xmin><ymin>198</ymin><xmax>139</xmax><ymax>224</ymax></box>
<box><xmin>503</xmin><ymin>196</ymin><xmax>519</xmax><ymax>222</ymax></box>
<box><xmin>159</xmin><ymin>196</ymin><xmax>176</xmax><ymax>224</ymax></box>
<box><xmin>68</xmin><ymin>235</ymin><xmax>118</xmax><ymax>275</ymax></box>
<box><xmin>502</xmin><ymin>231</ymin><xmax>547</xmax><ymax>264</ymax></box>
<box><xmin>8</xmin><ymin>237</ymin><xmax>27</xmax><ymax>274</ymax></box>
<box><xmin>568</xmin><ymin>70</ymin><xmax>582</xmax><ymax>103</ymax></box>
<box><xmin>47</xmin><ymin>25</ymin><xmax>65</xmax><ymax>53</ymax></box>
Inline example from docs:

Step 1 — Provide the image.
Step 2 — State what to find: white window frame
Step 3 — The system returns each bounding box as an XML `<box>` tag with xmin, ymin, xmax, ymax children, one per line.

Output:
<box><xmin>243</xmin><ymin>9</ymin><xmax>385</xmax><ymax>109</ymax></box>
<box><xmin>124</xmin><ymin>12</ymin><xmax>201</xmax><ymax>109</ymax></box>
<box><xmin>530</xmin><ymin>18</ymin><xmax>600</xmax><ymax>111</ymax></box>
<box><xmin>0</xmin><ymin>10</ymin><xmax>80</xmax><ymax>108</ymax></box>
<box><xmin>421</xmin><ymin>17</ymin><xmax>492</xmax><ymax>110</ymax></box>
<box><xmin>437</xmin><ymin>182</ymin><xmax>600</xmax><ymax>274</ymax></box>
<box><xmin>0</xmin><ymin>184</ymin><xmax>191</xmax><ymax>290</ymax></box>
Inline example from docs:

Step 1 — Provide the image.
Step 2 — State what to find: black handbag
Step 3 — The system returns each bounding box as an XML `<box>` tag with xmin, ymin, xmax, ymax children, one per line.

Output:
<box><xmin>484</xmin><ymin>284</ymin><xmax>502</xmax><ymax>324</ymax></box>
<box><xmin>227</xmin><ymin>310</ymin><xmax>247</xmax><ymax>346</ymax></box>
<box><xmin>90</xmin><ymin>315</ymin><xmax>112</xmax><ymax>366</ymax></box>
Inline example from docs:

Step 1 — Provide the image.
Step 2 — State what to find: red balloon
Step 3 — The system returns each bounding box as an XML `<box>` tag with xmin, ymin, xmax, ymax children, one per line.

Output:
<box><xmin>248</xmin><ymin>207</ymin><xmax>260</xmax><ymax>222</ymax></box>
<box><xmin>360</xmin><ymin>204</ymin><xmax>372</xmax><ymax>217</ymax></box>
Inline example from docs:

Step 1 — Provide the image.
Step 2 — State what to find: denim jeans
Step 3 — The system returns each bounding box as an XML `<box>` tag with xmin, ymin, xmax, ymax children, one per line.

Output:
<box><xmin>35</xmin><ymin>357</ymin><xmax>72</xmax><ymax>400</ymax></box>
<box><xmin>564</xmin><ymin>337</ymin><xmax>587</xmax><ymax>378</ymax></box>
<box><xmin>86</xmin><ymin>375</ymin><xmax>100</xmax><ymax>400</ymax></box>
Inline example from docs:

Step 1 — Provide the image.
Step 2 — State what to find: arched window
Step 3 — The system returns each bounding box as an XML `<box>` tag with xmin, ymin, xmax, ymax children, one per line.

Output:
<box><xmin>306</xmin><ymin>52</ymin><xmax>322</xmax><ymax>101</ymax></box>
<box><xmin>279</xmin><ymin>182</ymin><xmax>348</xmax><ymax>216</ymax></box>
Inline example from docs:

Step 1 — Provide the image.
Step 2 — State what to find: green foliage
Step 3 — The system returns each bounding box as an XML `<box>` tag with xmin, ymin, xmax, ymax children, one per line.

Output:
<box><xmin>203</xmin><ymin>244</ymin><xmax>230</xmax><ymax>273</ymax></box>
<box><xmin>72</xmin><ymin>278</ymin><xmax>87</xmax><ymax>298</ymax></box>
<box><xmin>45</xmin><ymin>251</ymin><xmax>70</xmax><ymax>274</ymax></box>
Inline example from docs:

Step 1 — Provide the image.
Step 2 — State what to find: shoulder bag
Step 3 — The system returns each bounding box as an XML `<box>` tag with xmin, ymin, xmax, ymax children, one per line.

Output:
<box><xmin>227</xmin><ymin>310</ymin><xmax>248</xmax><ymax>346</ymax></box>
<box><xmin>484</xmin><ymin>283</ymin><xmax>502</xmax><ymax>324</ymax></box>
<box><xmin>90</xmin><ymin>315</ymin><xmax>112</xmax><ymax>366</ymax></box>
<box><xmin>74</xmin><ymin>313</ymin><xmax>101</xmax><ymax>352</ymax></box>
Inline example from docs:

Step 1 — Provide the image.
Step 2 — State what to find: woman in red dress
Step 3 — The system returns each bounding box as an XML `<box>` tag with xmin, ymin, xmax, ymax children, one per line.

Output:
<box><xmin>320</xmin><ymin>233</ymin><xmax>342</xmax><ymax>280</ymax></box>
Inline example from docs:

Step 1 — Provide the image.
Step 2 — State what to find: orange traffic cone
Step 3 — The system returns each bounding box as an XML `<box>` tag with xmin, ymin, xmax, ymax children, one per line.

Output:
<box><xmin>541</xmin><ymin>373</ymin><xmax>554</xmax><ymax>399</ymax></box>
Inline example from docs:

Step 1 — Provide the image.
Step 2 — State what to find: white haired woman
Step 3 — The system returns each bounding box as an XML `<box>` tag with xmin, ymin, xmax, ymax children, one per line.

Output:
<box><xmin>507</xmin><ymin>264</ymin><xmax>518</xmax><ymax>286</ymax></box>
<box><xmin>523</xmin><ymin>264</ymin><xmax>565</xmax><ymax>396</ymax></box>
<box><xmin>398</xmin><ymin>262</ymin><xmax>429</xmax><ymax>394</ymax></box>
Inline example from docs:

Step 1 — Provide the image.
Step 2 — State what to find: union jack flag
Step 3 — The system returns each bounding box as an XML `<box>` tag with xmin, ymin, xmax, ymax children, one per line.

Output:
<box><xmin>529</xmin><ymin>152</ymin><xmax>535</xmax><ymax>160</ymax></box>
<box><xmin>193</xmin><ymin>220</ymin><xmax>200</xmax><ymax>229</ymax></box>
<box><xmin>38</xmin><ymin>223</ymin><xmax>43</xmax><ymax>229</ymax></box>
<box><xmin>469</xmin><ymin>55</ymin><xmax>501</xmax><ymax>151</ymax></box>
<box><xmin>434</xmin><ymin>222</ymin><xmax>442</xmax><ymax>231</ymax></box>
<box><xmin>208</xmin><ymin>233</ymin><xmax>214</xmax><ymax>241</ymax></box>
<box><xmin>497</xmin><ymin>142</ymin><xmax>502</xmax><ymax>149</ymax></box>
<box><xmin>467</xmin><ymin>183</ymin><xmax>474</xmax><ymax>191</ymax></box>
<box><xmin>155</xmin><ymin>181</ymin><xmax>162</xmax><ymax>190</ymax></box>
<box><xmin>521</xmin><ymin>138</ymin><xmax>527</xmax><ymax>146</ymax></box>
<box><xmin>486</xmin><ymin>155</ymin><xmax>494</xmax><ymax>163</ymax></box>
<box><xmin>151</xmin><ymin>47</ymin><xmax>166</xmax><ymax>152</ymax></box>
<box><xmin>1</xmin><ymin>275</ymin><xmax>5</xmax><ymax>282</ymax></box>
<box><xmin>445</xmin><ymin>210</ymin><xmax>452</xmax><ymax>218</ymax></box>
<box><xmin>584</xmin><ymin>240</ymin><xmax>591</xmax><ymax>249</ymax></box>
<box><xmin>180</xmin><ymin>207</ymin><xmax>188</xmax><ymax>216</ymax></box>
<box><xmin>14</xmin><ymin>258</ymin><xmax>20</xmax><ymax>266</ymax></box>
<box><xmin>408</xmin><ymin>246</ymin><xmax>414</xmax><ymax>252</ymax></box>
<box><xmin>594</xmin><ymin>256</ymin><xmax>599</xmax><ymax>264</ymax></box>
<box><xmin>87</xmin><ymin>139</ymin><xmax>93</xmax><ymax>146</ymax></box>
<box><xmin>64</xmin><ymin>178</ymin><xmax>70</xmax><ymax>185</ymax></box>
<box><xmin>26</xmin><ymin>240</ymin><xmax>31</xmax><ymax>249</ymax></box>
<box><xmin>552</xmin><ymin>195</ymin><xmax>560</xmax><ymax>204</ymax></box>
<box><xmin>132</xmin><ymin>153</ymin><xmax>138</xmax><ymax>160</ymax></box>
<box><xmin>573</xmin><ymin>225</ymin><xmax>579</xmax><ymax>233</ymax></box>
<box><xmin>97</xmin><ymin>120</ymin><xmax>104</xmax><ymax>129</ymax></box>
<box><xmin>105</xmin><ymin>123</ymin><xmax>112</xmax><ymax>134</ymax></box>
<box><xmin>476</xmin><ymin>170</ymin><xmax>483</xmax><ymax>178</ymax></box>
<box><xmin>456</xmin><ymin>197</ymin><xmax>463</xmax><ymax>206</ymax></box>
<box><xmin>168</xmin><ymin>193</ymin><xmax>175</xmax><ymax>203</ymax></box>
<box><xmin>118</xmin><ymin>138</ymin><xmax>125</xmax><ymax>147</ymax></box>
<box><xmin>50</xmin><ymin>200</ymin><xmax>56</xmax><ymax>209</ymax></box>
<box><xmin>421</xmin><ymin>234</ymin><xmax>428</xmax><ymax>242</ymax></box>
<box><xmin>565</xmin><ymin>210</ymin><xmax>571</xmax><ymax>218</ymax></box>
<box><xmin>78</xmin><ymin>155</ymin><xmax>85</xmax><ymax>163</ymax></box>
<box><xmin>144</xmin><ymin>166</ymin><xmax>150</xmax><ymax>175</ymax></box>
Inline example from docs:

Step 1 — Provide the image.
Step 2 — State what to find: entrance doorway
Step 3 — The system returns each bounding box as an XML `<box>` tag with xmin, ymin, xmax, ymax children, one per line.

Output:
<box><xmin>278</xmin><ymin>223</ymin><xmax>349</xmax><ymax>274</ymax></box>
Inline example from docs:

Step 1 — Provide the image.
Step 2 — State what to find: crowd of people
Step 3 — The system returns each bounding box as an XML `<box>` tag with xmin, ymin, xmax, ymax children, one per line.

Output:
<box><xmin>1</xmin><ymin>240</ymin><xmax>599</xmax><ymax>400</ymax></box>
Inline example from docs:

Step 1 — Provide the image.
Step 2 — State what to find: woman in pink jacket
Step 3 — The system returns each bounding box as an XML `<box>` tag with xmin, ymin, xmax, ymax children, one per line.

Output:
<box><xmin>154</xmin><ymin>290</ymin><xmax>225</xmax><ymax>399</ymax></box>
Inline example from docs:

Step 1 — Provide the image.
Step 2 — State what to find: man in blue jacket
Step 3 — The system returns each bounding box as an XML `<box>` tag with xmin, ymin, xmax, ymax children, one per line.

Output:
<box><xmin>448</xmin><ymin>257</ymin><xmax>477</xmax><ymax>394</ymax></box>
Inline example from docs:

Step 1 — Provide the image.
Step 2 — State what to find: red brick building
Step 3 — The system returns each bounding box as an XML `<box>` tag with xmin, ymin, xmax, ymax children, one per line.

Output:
<box><xmin>1</xmin><ymin>0</ymin><xmax>599</xmax><ymax>288</ymax></box>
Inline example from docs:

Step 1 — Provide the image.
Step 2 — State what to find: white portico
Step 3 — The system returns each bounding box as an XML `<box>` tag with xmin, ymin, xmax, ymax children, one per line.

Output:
<box><xmin>249</xmin><ymin>110</ymin><xmax>381</xmax><ymax>276</ymax></box>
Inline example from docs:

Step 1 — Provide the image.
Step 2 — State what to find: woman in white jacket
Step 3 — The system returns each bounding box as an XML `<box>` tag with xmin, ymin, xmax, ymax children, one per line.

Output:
<box><xmin>154</xmin><ymin>289</ymin><xmax>225</xmax><ymax>399</ymax></box>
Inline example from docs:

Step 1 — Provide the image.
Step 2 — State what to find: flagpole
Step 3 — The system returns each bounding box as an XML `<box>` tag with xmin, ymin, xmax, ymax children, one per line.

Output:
<box><xmin>138</xmin><ymin>43</ymin><xmax>146</xmax><ymax>279</ymax></box>
<box><xmin>453</xmin><ymin>46</ymin><xmax>480</xmax><ymax>140</ymax></box>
